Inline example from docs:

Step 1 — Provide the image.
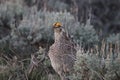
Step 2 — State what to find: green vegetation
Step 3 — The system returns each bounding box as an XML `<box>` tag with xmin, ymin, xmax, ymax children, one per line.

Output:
<box><xmin>0</xmin><ymin>0</ymin><xmax>120</xmax><ymax>80</ymax></box>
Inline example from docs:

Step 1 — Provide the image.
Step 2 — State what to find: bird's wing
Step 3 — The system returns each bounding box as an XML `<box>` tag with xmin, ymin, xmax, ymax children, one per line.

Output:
<box><xmin>61</xmin><ymin>53</ymin><xmax>75</xmax><ymax>73</ymax></box>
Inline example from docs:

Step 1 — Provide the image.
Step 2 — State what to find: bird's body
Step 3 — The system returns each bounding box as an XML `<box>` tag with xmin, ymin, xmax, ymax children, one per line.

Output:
<box><xmin>48</xmin><ymin>22</ymin><xmax>76</xmax><ymax>80</ymax></box>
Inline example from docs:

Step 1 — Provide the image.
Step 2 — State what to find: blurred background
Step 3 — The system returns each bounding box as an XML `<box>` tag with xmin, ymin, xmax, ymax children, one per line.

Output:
<box><xmin>0</xmin><ymin>0</ymin><xmax>120</xmax><ymax>80</ymax></box>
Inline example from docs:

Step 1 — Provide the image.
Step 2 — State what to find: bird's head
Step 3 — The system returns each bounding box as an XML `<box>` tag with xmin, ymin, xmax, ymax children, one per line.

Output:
<box><xmin>53</xmin><ymin>22</ymin><xmax>62</xmax><ymax>28</ymax></box>
<box><xmin>53</xmin><ymin>22</ymin><xmax>62</xmax><ymax>33</ymax></box>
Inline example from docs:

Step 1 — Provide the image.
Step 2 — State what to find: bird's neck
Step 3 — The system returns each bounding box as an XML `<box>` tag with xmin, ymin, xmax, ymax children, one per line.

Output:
<box><xmin>54</xmin><ymin>31</ymin><xmax>62</xmax><ymax>42</ymax></box>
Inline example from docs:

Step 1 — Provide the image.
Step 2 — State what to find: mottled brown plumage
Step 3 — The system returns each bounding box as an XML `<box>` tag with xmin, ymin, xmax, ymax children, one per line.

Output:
<box><xmin>48</xmin><ymin>22</ymin><xmax>76</xmax><ymax>80</ymax></box>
